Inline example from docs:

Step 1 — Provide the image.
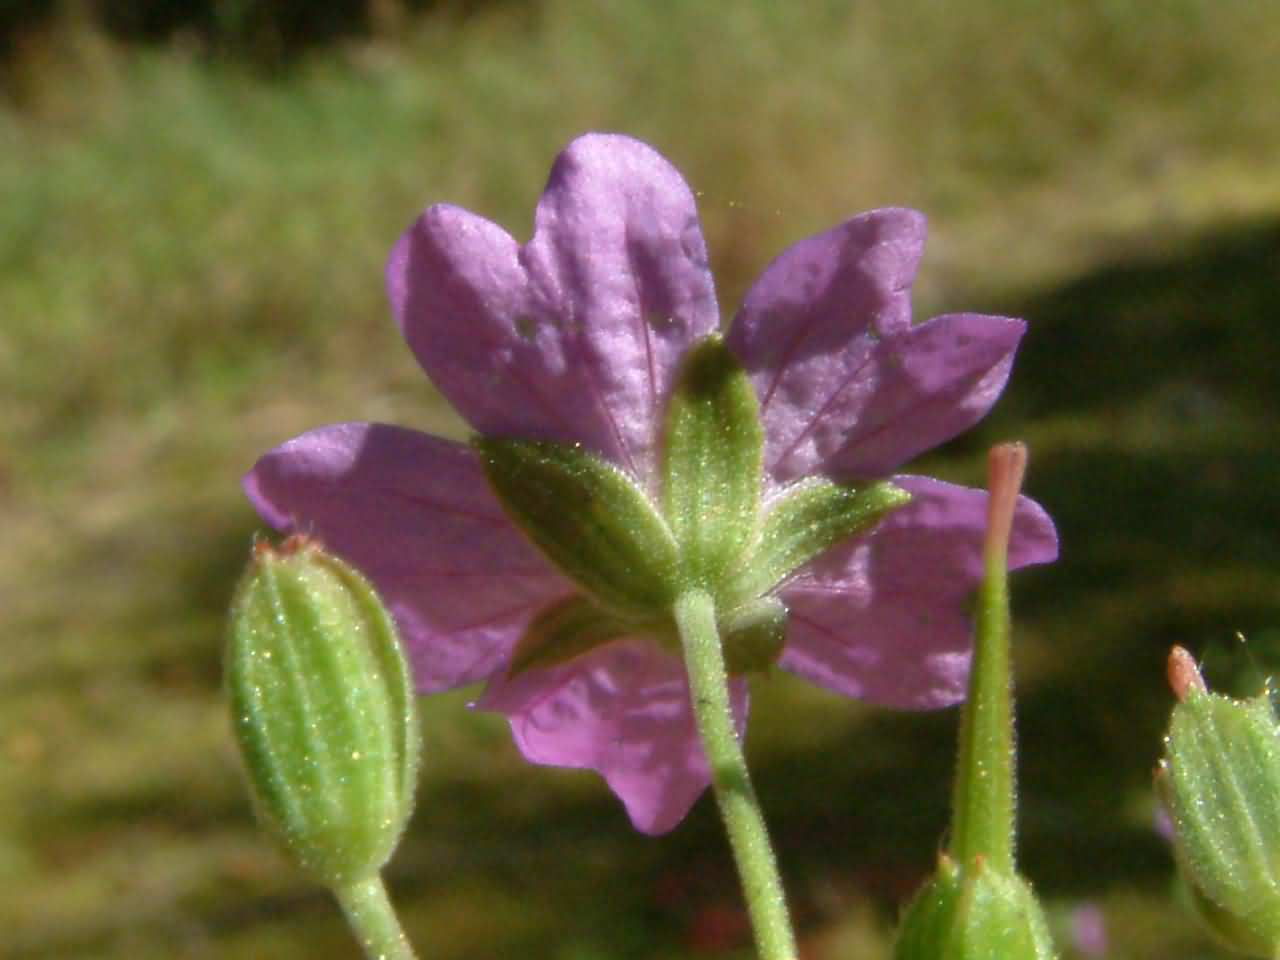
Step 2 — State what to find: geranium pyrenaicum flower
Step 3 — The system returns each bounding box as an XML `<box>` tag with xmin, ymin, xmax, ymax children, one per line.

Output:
<box><xmin>245</xmin><ymin>133</ymin><xmax>1059</xmax><ymax>835</ymax></box>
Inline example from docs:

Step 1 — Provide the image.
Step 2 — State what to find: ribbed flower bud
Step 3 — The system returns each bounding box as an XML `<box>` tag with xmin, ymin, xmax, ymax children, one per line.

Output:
<box><xmin>1158</xmin><ymin>646</ymin><xmax>1280</xmax><ymax>956</ymax></box>
<box><xmin>227</xmin><ymin>535</ymin><xmax>420</xmax><ymax>887</ymax></box>
<box><xmin>895</xmin><ymin>854</ymin><xmax>1056</xmax><ymax>960</ymax></box>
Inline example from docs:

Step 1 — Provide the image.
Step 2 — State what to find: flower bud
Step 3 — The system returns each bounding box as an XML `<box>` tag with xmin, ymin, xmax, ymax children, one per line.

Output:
<box><xmin>894</xmin><ymin>854</ymin><xmax>1056</xmax><ymax>960</ymax></box>
<box><xmin>1158</xmin><ymin>646</ymin><xmax>1280</xmax><ymax>956</ymax></box>
<box><xmin>895</xmin><ymin>445</ymin><xmax>1055</xmax><ymax>960</ymax></box>
<box><xmin>227</xmin><ymin>535</ymin><xmax>420</xmax><ymax>887</ymax></box>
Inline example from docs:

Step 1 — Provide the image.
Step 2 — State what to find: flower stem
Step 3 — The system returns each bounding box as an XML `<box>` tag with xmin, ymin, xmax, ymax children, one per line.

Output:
<box><xmin>674</xmin><ymin>589</ymin><xmax>797</xmax><ymax>960</ymax></box>
<box><xmin>333</xmin><ymin>873</ymin><xmax>419</xmax><ymax>960</ymax></box>
<box><xmin>948</xmin><ymin>443</ymin><xmax>1027</xmax><ymax>873</ymax></box>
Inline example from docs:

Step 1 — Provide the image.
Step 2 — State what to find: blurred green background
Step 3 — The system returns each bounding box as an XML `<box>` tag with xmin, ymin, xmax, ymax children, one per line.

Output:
<box><xmin>3</xmin><ymin>1</ymin><xmax>1279</xmax><ymax>956</ymax></box>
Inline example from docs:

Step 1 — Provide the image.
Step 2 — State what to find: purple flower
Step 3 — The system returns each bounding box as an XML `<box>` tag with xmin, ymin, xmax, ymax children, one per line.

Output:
<box><xmin>245</xmin><ymin>133</ymin><xmax>1058</xmax><ymax>834</ymax></box>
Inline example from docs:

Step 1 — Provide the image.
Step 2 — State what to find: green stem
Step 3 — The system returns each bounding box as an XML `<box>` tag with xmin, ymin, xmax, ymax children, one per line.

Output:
<box><xmin>674</xmin><ymin>589</ymin><xmax>797</xmax><ymax>960</ymax></box>
<box><xmin>948</xmin><ymin>444</ymin><xmax>1024</xmax><ymax>872</ymax></box>
<box><xmin>334</xmin><ymin>873</ymin><xmax>419</xmax><ymax>960</ymax></box>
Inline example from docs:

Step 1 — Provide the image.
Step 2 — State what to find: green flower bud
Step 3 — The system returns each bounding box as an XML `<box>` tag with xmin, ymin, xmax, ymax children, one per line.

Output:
<box><xmin>894</xmin><ymin>854</ymin><xmax>1056</xmax><ymax>960</ymax></box>
<box><xmin>896</xmin><ymin>445</ymin><xmax>1056</xmax><ymax>960</ymax></box>
<box><xmin>227</xmin><ymin>536</ymin><xmax>420</xmax><ymax>887</ymax></box>
<box><xmin>1158</xmin><ymin>646</ymin><xmax>1280</xmax><ymax>956</ymax></box>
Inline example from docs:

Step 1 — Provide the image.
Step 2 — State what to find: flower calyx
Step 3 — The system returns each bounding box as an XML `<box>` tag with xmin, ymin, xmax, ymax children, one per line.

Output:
<box><xmin>479</xmin><ymin>336</ymin><xmax>911</xmax><ymax>678</ymax></box>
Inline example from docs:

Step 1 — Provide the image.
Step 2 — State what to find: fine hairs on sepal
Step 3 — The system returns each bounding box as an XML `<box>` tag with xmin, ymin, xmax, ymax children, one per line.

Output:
<box><xmin>894</xmin><ymin>854</ymin><xmax>1056</xmax><ymax>960</ymax></box>
<box><xmin>226</xmin><ymin>535</ymin><xmax>421</xmax><ymax>888</ymax></box>
<box><xmin>1158</xmin><ymin>646</ymin><xmax>1280</xmax><ymax>957</ymax></box>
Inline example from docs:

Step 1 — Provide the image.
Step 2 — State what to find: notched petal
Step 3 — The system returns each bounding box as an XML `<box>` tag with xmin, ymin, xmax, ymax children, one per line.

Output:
<box><xmin>387</xmin><ymin>134</ymin><xmax>720</xmax><ymax>484</ymax></box>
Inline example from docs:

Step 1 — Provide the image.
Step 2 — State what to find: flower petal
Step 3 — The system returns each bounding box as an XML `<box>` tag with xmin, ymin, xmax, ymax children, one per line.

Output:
<box><xmin>727</xmin><ymin>211</ymin><xmax>1025</xmax><ymax>482</ymax></box>
<box><xmin>478</xmin><ymin>640</ymin><xmax>749</xmax><ymax>835</ymax></box>
<box><xmin>387</xmin><ymin>133</ymin><xmax>719</xmax><ymax>488</ymax></box>
<box><xmin>798</xmin><ymin>313</ymin><xmax>1026</xmax><ymax>480</ymax></box>
<box><xmin>778</xmin><ymin>475</ymin><xmax>1058</xmax><ymax>708</ymax></box>
<box><xmin>244</xmin><ymin>422</ymin><xmax>574</xmax><ymax>692</ymax></box>
<box><xmin>726</xmin><ymin>208</ymin><xmax>925</xmax><ymax>480</ymax></box>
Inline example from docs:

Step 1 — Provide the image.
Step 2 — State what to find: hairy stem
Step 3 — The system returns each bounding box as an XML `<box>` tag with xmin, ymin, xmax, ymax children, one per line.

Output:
<box><xmin>334</xmin><ymin>874</ymin><xmax>419</xmax><ymax>960</ymax></box>
<box><xmin>675</xmin><ymin>589</ymin><xmax>797</xmax><ymax>960</ymax></box>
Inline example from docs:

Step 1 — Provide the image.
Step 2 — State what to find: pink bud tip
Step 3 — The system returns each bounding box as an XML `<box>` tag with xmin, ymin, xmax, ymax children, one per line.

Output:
<box><xmin>1168</xmin><ymin>645</ymin><xmax>1206</xmax><ymax>701</ymax></box>
<box><xmin>985</xmin><ymin>443</ymin><xmax>1028</xmax><ymax>559</ymax></box>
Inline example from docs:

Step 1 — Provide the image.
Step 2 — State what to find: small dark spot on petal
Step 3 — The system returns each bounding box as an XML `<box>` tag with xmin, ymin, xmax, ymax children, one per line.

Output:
<box><xmin>647</xmin><ymin>311</ymin><xmax>681</xmax><ymax>332</ymax></box>
<box><xmin>681</xmin><ymin>218</ymin><xmax>710</xmax><ymax>267</ymax></box>
<box><xmin>514</xmin><ymin>315</ymin><xmax>539</xmax><ymax>340</ymax></box>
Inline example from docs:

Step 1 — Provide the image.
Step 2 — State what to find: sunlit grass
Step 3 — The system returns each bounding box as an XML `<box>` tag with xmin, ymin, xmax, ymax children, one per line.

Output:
<box><xmin>3</xmin><ymin>0</ymin><xmax>1279</xmax><ymax>955</ymax></box>
<box><xmin>5</xmin><ymin>0</ymin><xmax>1278</xmax><ymax>470</ymax></box>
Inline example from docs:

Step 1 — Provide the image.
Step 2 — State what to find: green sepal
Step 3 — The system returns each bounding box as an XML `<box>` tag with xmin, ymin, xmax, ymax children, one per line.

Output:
<box><xmin>476</xmin><ymin>436</ymin><xmax>681</xmax><ymax>615</ymax></box>
<box><xmin>721</xmin><ymin>597</ymin><xmax>787</xmax><ymax>675</ymax></box>
<box><xmin>729</xmin><ymin>477</ymin><xmax>911</xmax><ymax>600</ymax></box>
<box><xmin>1159</xmin><ymin>686</ymin><xmax>1280</xmax><ymax>955</ymax></box>
<box><xmin>1181</xmin><ymin>868</ymin><xmax>1276</xmax><ymax>958</ymax></box>
<box><xmin>226</xmin><ymin>537</ymin><xmax>420</xmax><ymax>888</ymax></box>
<box><xmin>662</xmin><ymin>336</ymin><xmax>764</xmax><ymax>588</ymax></box>
<box><xmin>508</xmin><ymin>595</ymin><xmax>653</xmax><ymax>677</ymax></box>
<box><xmin>894</xmin><ymin>854</ymin><xmax>1056</xmax><ymax>960</ymax></box>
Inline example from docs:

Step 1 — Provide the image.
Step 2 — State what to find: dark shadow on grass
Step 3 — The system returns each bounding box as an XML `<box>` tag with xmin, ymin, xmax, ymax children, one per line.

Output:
<box><xmin>919</xmin><ymin>217</ymin><xmax>1280</xmax><ymax>898</ymax></box>
<box><xmin>729</xmin><ymin>218</ymin><xmax>1280</xmax><ymax>923</ymax></box>
<box><xmin>1004</xmin><ymin>218</ymin><xmax>1280</xmax><ymax>421</ymax></box>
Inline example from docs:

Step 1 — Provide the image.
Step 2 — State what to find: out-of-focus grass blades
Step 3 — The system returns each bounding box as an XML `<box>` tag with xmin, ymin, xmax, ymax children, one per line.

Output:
<box><xmin>2</xmin><ymin>1</ymin><xmax>1278</xmax><ymax>956</ymax></box>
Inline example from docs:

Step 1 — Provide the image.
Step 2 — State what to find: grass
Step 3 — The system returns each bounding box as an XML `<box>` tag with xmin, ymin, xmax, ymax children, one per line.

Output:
<box><xmin>2</xmin><ymin>0</ymin><xmax>1279</xmax><ymax>956</ymax></box>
